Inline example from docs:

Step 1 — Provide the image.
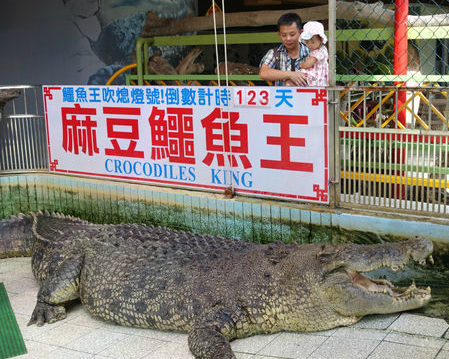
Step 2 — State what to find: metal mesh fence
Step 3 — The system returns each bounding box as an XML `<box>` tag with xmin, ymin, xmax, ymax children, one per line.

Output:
<box><xmin>334</xmin><ymin>1</ymin><xmax>449</xmax><ymax>216</ymax></box>
<box><xmin>336</xmin><ymin>0</ymin><xmax>449</xmax><ymax>85</ymax></box>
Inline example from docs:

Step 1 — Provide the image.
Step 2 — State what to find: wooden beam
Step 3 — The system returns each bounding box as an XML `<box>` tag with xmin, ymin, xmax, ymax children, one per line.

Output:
<box><xmin>243</xmin><ymin>0</ymin><xmax>282</xmax><ymax>6</ymax></box>
<box><xmin>337</xmin><ymin>1</ymin><xmax>449</xmax><ymax>27</ymax></box>
<box><xmin>141</xmin><ymin>6</ymin><xmax>329</xmax><ymax>37</ymax></box>
<box><xmin>141</xmin><ymin>1</ymin><xmax>449</xmax><ymax>37</ymax></box>
<box><xmin>283</xmin><ymin>0</ymin><xmax>327</xmax><ymax>4</ymax></box>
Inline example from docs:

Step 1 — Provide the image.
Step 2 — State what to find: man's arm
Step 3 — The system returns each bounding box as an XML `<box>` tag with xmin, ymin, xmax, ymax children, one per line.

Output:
<box><xmin>259</xmin><ymin>64</ymin><xmax>307</xmax><ymax>86</ymax></box>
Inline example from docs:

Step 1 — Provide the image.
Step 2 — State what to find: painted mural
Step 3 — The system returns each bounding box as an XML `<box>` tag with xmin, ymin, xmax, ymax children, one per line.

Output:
<box><xmin>78</xmin><ymin>0</ymin><xmax>197</xmax><ymax>84</ymax></box>
<box><xmin>0</xmin><ymin>0</ymin><xmax>197</xmax><ymax>85</ymax></box>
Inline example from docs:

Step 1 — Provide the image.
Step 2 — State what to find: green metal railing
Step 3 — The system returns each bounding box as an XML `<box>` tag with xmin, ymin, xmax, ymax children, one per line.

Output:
<box><xmin>127</xmin><ymin>26</ymin><xmax>449</xmax><ymax>86</ymax></box>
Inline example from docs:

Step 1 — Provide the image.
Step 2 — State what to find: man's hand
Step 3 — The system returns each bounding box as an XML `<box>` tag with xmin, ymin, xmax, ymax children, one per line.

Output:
<box><xmin>287</xmin><ymin>71</ymin><xmax>308</xmax><ymax>86</ymax></box>
<box><xmin>259</xmin><ymin>64</ymin><xmax>308</xmax><ymax>86</ymax></box>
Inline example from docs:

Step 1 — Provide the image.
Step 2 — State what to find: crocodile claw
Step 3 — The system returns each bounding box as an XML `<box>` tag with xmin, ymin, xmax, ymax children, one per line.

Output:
<box><xmin>28</xmin><ymin>301</ymin><xmax>66</xmax><ymax>326</ymax></box>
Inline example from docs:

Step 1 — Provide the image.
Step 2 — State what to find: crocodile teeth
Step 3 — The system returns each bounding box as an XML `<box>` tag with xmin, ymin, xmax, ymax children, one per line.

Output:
<box><xmin>419</xmin><ymin>259</ymin><xmax>426</xmax><ymax>265</ymax></box>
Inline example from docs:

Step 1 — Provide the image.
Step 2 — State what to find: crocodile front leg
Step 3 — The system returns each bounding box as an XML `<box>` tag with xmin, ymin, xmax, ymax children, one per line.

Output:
<box><xmin>188</xmin><ymin>306</ymin><xmax>251</xmax><ymax>359</ymax></box>
<box><xmin>28</xmin><ymin>253</ymin><xmax>83</xmax><ymax>326</ymax></box>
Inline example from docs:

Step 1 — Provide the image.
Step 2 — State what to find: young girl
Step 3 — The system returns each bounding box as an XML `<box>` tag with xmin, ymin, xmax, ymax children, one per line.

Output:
<box><xmin>299</xmin><ymin>21</ymin><xmax>329</xmax><ymax>86</ymax></box>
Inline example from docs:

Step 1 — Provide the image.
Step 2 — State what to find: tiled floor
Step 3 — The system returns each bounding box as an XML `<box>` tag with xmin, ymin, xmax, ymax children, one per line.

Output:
<box><xmin>2</xmin><ymin>257</ymin><xmax>449</xmax><ymax>359</ymax></box>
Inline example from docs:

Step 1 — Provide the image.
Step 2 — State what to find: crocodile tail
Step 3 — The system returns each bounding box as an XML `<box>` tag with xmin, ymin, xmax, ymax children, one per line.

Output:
<box><xmin>31</xmin><ymin>210</ymin><xmax>92</xmax><ymax>245</ymax></box>
<box><xmin>0</xmin><ymin>213</ymin><xmax>35</xmax><ymax>258</ymax></box>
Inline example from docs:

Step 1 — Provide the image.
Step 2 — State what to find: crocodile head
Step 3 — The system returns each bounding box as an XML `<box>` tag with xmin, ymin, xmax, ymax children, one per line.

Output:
<box><xmin>318</xmin><ymin>237</ymin><xmax>433</xmax><ymax>316</ymax></box>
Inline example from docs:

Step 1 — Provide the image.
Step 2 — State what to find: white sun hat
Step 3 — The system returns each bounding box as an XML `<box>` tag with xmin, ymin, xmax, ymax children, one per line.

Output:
<box><xmin>300</xmin><ymin>21</ymin><xmax>327</xmax><ymax>44</ymax></box>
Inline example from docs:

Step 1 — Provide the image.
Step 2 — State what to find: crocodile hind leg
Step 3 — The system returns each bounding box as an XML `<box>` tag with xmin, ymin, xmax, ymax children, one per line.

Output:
<box><xmin>188</xmin><ymin>306</ymin><xmax>252</xmax><ymax>359</ymax></box>
<box><xmin>28</xmin><ymin>253</ymin><xmax>83</xmax><ymax>326</ymax></box>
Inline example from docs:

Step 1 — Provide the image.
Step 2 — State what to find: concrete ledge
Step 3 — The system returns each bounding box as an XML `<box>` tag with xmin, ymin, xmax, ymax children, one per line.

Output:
<box><xmin>1</xmin><ymin>173</ymin><xmax>448</xmax><ymax>249</ymax></box>
<box><xmin>333</xmin><ymin>211</ymin><xmax>449</xmax><ymax>247</ymax></box>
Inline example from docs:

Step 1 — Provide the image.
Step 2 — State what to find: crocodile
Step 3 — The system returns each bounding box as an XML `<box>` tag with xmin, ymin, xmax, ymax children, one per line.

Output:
<box><xmin>0</xmin><ymin>211</ymin><xmax>433</xmax><ymax>359</ymax></box>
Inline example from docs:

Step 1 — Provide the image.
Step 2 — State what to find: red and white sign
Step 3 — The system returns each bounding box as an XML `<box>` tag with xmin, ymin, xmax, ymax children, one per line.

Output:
<box><xmin>43</xmin><ymin>85</ymin><xmax>329</xmax><ymax>203</ymax></box>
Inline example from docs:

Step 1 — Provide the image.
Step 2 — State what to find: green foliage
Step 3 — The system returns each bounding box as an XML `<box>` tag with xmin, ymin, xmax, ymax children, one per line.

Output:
<box><xmin>337</xmin><ymin>41</ymin><xmax>394</xmax><ymax>77</ymax></box>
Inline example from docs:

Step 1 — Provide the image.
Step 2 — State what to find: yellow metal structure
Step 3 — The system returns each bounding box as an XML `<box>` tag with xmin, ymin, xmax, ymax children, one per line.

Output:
<box><xmin>341</xmin><ymin>83</ymin><xmax>449</xmax><ymax>130</ymax></box>
<box><xmin>106</xmin><ymin>64</ymin><xmax>137</xmax><ymax>85</ymax></box>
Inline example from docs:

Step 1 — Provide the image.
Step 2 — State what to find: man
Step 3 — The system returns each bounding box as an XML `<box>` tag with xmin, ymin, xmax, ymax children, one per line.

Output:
<box><xmin>259</xmin><ymin>13</ymin><xmax>309</xmax><ymax>86</ymax></box>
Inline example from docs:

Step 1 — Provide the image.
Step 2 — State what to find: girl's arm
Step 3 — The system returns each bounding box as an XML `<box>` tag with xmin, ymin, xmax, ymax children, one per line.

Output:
<box><xmin>300</xmin><ymin>56</ymin><xmax>317</xmax><ymax>69</ymax></box>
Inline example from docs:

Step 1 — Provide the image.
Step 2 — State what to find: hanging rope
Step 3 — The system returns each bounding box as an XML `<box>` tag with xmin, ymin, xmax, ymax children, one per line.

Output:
<box><xmin>211</xmin><ymin>2</ymin><xmax>222</xmax><ymax>86</ymax></box>
<box><xmin>220</xmin><ymin>0</ymin><xmax>230</xmax><ymax>87</ymax></box>
<box><xmin>211</xmin><ymin>0</ymin><xmax>234</xmax><ymax>194</ymax></box>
